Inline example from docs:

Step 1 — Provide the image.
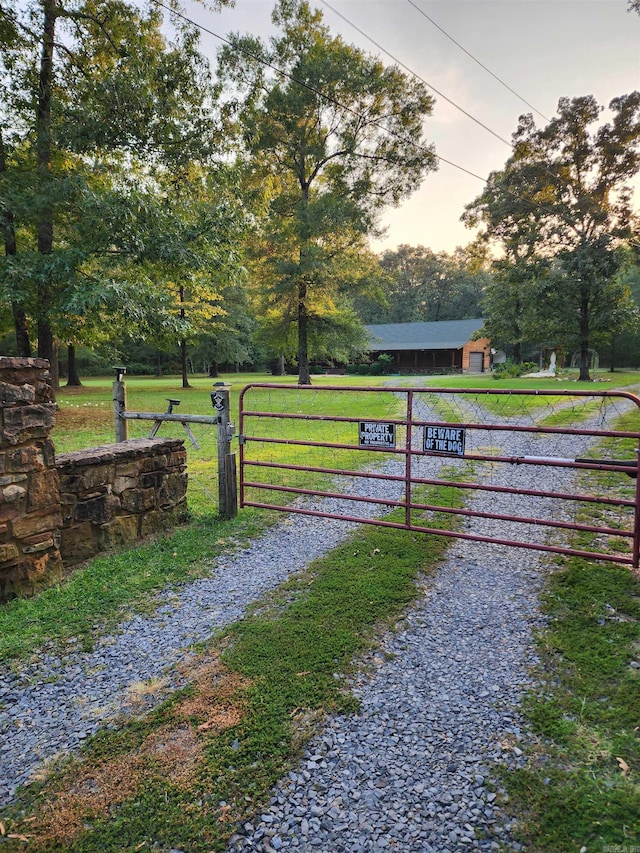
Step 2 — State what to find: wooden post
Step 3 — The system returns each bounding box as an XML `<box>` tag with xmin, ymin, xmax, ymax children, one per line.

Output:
<box><xmin>113</xmin><ymin>367</ymin><xmax>128</xmax><ymax>442</ymax></box>
<box><xmin>212</xmin><ymin>383</ymin><xmax>237</xmax><ymax>519</ymax></box>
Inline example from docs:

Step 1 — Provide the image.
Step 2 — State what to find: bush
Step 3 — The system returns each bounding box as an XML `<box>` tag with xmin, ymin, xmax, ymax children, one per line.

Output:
<box><xmin>357</xmin><ymin>363</ymin><xmax>371</xmax><ymax>375</ymax></box>
<box><xmin>377</xmin><ymin>353</ymin><xmax>394</xmax><ymax>375</ymax></box>
<box><xmin>492</xmin><ymin>361</ymin><xmax>538</xmax><ymax>379</ymax></box>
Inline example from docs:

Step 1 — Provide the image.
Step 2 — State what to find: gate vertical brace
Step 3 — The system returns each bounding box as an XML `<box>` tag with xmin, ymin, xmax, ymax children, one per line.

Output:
<box><xmin>633</xmin><ymin>446</ymin><xmax>640</xmax><ymax>569</ymax></box>
<box><xmin>238</xmin><ymin>388</ymin><xmax>246</xmax><ymax>509</ymax></box>
<box><xmin>405</xmin><ymin>390</ymin><xmax>414</xmax><ymax>529</ymax></box>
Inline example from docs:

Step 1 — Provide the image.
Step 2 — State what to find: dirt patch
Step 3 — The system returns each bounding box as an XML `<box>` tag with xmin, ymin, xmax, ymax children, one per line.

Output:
<box><xmin>18</xmin><ymin>653</ymin><xmax>251</xmax><ymax>847</ymax></box>
<box><xmin>175</xmin><ymin>656</ymin><xmax>251</xmax><ymax>734</ymax></box>
<box><xmin>141</xmin><ymin>724</ymin><xmax>202</xmax><ymax>787</ymax></box>
<box><xmin>32</xmin><ymin>754</ymin><xmax>146</xmax><ymax>844</ymax></box>
<box><xmin>55</xmin><ymin>406</ymin><xmax>111</xmax><ymax>433</ymax></box>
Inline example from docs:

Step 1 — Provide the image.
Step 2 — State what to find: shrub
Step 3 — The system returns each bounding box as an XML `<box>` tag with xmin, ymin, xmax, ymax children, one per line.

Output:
<box><xmin>492</xmin><ymin>360</ymin><xmax>538</xmax><ymax>379</ymax></box>
<box><xmin>377</xmin><ymin>353</ymin><xmax>394</xmax><ymax>375</ymax></box>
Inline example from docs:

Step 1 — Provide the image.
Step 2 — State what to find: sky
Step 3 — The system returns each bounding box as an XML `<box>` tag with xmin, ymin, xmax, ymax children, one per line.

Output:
<box><xmin>183</xmin><ymin>0</ymin><xmax>640</xmax><ymax>255</ymax></box>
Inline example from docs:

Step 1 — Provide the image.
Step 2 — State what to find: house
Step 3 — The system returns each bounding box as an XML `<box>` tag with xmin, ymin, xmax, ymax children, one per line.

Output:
<box><xmin>366</xmin><ymin>319</ymin><xmax>491</xmax><ymax>374</ymax></box>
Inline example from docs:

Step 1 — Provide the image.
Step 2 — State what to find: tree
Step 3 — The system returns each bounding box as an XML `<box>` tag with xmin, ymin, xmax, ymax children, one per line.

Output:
<box><xmin>465</xmin><ymin>93</ymin><xmax>640</xmax><ymax>379</ymax></box>
<box><xmin>218</xmin><ymin>0</ymin><xmax>436</xmax><ymax>384</ymax></box>
<box><xmin>359</xmin><ymin>244</ymin><xmax>489</xmax><ymax>325</ymax></box>
<box><xmin>0</xmin><ymin>0</ymin><xmax>233</xmax><ymax>387</ymax></box>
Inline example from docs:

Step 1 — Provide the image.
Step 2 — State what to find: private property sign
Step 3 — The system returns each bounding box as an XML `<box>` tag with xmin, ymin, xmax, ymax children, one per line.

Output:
<box><xmin>424</xmin><ymin>425</ymin><xmax>466</xmax><ymax>457</ymax></box>
<box><xmin>359</xmin><ymin>421</ymin><xmax>396</xmax><ymax>449</ymax></box>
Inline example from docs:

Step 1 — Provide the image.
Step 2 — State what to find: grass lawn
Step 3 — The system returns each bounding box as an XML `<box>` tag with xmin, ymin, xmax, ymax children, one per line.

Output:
<box><xmin>1</xmin><ymin>369</ymin><xmax>639</xmax><ymax>850</ymax></box>
<box><xmin>497</xmin><ymin>408</ymin><xmax>640</xmax><ymax>852</ymax></box>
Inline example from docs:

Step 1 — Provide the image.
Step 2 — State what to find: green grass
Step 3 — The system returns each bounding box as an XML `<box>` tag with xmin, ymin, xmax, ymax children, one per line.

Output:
<box><xmin>501</xmin><ymin>408</ymin><xmax>640</xmax><ymax>852</ymax></box>
<box><xmin>0</xmin><ymin>510</ymin><xmax>271</xmax><ymax>663</ymax></box>
<box><xmin>4</xmin><ymin>369</ymin><xmax>640</xmax><ymax>849</ymax></box>
<box><xmin>52</xmin><ymin>372</ymin><xmax>640</xmax><ymax>518</ymax></box>
<box><xmin>0</xmin><ymin>484</ymin><xmax>462</xmax><ymax>852</ymax></box>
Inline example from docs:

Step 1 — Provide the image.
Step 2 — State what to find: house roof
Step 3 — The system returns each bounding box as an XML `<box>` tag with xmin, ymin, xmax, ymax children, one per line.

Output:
<box><xmin>366</xmin><ymin>319</ymin><xmax>485</xmax><ymax>352</ymax></box>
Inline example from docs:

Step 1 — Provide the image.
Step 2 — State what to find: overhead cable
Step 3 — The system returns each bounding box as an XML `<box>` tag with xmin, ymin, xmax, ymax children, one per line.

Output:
<box><xmin>152</xmin><ymin>0</ymin><xmax>489</xmax><ymax>184</ymax></box>
<box><xmin>406</xmin><ymin>0</ymin><xmax>550</xmax><ymax>122</ymax></box>
<box><xmin>151</xmin><ymin>0</ymin><xmax>638</xmax><ymax>248</ymax></box>
<box><xmin>320</xmin><ymin>0</ymin><xmax>513</xmax><ymax>148</ymax></box>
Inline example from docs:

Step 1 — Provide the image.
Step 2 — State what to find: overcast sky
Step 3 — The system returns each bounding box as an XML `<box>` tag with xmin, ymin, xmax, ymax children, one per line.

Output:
<box><xmin>186</xmin><ymin>0</ymin><xmax>640</xmax><ymax>255</ymax></box>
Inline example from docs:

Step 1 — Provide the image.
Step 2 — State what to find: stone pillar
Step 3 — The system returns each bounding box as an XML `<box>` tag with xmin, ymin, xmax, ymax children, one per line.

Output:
<box><xmin>0</xmin><ymin>357</ymin><xmax>63</xmax><ymax>601</ymax></box>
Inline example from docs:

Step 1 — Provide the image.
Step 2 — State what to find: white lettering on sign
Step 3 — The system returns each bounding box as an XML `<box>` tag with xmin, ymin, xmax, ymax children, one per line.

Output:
<box><xmin>359</xmin><ymin>422</ymin><xmax>396</xmax><ymax>449</ymax></box>
<box><xmin>424</xmin><ymin>425</ymin><xmax>466</xmax><ymax>457</ymax></box>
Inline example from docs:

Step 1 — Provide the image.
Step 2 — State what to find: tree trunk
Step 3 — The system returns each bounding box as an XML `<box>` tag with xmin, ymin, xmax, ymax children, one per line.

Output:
<box><xmin>609</xmin><ymin>337</ymin><xmax>616</xmax><ymax>373</ymax></box>
<box><xmin>66</xmin><ymin>343</ymin><xmax>82</xmax><ymax>386</ymax></box>
<box><xmin>36</xmin><ymin>0</ymin><xmax>58</xmax><ymax>390</ymax></box>
<box><xmin>297</xmin><ymin>183</ymin><xmax>312</xmax><ymax>386</ymax></box>
<box><xmin>180</xmin><ymin>339</ymin><xmax>191</xmax><ymax>388</ymax></box>
<box><xmin>11</xmin><ymin>304</ymin><xmax>31</xmax><ymax>357</ymax></box>
<box><xmin>37</xmin><ymin>322</ymin><xmax>59</xmax><ymax>387</ymax></box>
<box><xmin>179</xmin><ymin>283</ymin><xmax>190</xmax><ymax>388</ymax></box>
<box><xmin>1</xmin><ymin>126</ymin><xmax>31</xmax><ymax>356</ymax></box>
<box><xmin>579</xmin><ymin>283</ymin><xmax>591</xmax><ymax>381</ymax></box>
<box><xmin>155</xmin><ymin>352</ymin><xmax>162</xmax><ymax>376</ymax></box>
<box><xmin>297</xmin><ymin>278</ymin><xmax>311</xmax><ymax>385</ymax></box>
<box><xmin>209</xmin><ymin>361</ymin><xmax>219</xmax><ymax>378</ymax></box>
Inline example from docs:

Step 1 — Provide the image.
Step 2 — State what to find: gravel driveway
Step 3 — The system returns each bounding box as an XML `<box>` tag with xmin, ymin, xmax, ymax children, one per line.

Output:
<box><xmin>0</xmin><ymin>390</ymin><xmax>631</xmax><ymax>851</ymax></box>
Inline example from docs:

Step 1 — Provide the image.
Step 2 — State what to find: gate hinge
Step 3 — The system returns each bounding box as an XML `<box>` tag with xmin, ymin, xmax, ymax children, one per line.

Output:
<box><xmin>238</xmin><ymin>434</ymin><xmax>246</xmax><ymax>445</ymax></box>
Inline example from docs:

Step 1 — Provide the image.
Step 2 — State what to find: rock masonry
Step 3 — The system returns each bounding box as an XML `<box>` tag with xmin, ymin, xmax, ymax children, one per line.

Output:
<box><xmin>0</xmin><ymin>357</ymin><xmax>187</xmax><ymax>602</ymax></box>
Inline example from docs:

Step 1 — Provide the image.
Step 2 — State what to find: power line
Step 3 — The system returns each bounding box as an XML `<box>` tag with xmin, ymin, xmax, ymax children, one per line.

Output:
<box><xmin>406</xmin><ymin>0</ymin><xmax>550</xmax><ymax>123</ymax></box>
<box><xmin>153</xmin><ymin>0</ymin><xmax>490</xmax><ymax>185</ymax></box>
<box><xmin>152</xmin><ymin>0</ymin><xmax>637</xmax><ymax>249</ymax></box>
<box><xmin>320</xmin><ymin>0</ymin><xmax>513</xmax><ymax>148</ymax></box>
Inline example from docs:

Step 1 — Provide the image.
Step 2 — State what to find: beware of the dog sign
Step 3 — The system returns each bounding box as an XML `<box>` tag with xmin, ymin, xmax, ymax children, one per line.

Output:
<box><xmin>359</xmin><ymin>421</ymin><xmax>396</xmax><ymax>449</ymax></box>
<box><xmin>424</xmin><ymin>425</ymin><xmax>466</xmax><ymax>457</ymax></box>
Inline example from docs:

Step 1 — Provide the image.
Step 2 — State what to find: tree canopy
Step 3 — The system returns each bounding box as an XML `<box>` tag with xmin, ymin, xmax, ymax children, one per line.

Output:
<box><xmin>355</xmin><ymin>244</ymin><xmax>490</xmax><ymax>325</ymax></box>
<box><xmin>0</xmin><ymin>0</ymin><xmax>240</xmax><ymax>387</ymax></box>
<box><xmin>217</xmin><ymin>0</ymin><xmax>437</xmax><ymax>384</ymax></box>
<box><xmin>465</xmin><ymin>93</ymin><xmax>640</xmax><ymax>378</ymax></box>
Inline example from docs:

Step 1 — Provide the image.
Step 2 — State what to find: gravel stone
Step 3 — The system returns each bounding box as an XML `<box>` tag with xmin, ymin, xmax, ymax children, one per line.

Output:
<box><xmin>1</xmin><ymin>390</ymin><xmax>630</xmax><ymax>851</ymax></box>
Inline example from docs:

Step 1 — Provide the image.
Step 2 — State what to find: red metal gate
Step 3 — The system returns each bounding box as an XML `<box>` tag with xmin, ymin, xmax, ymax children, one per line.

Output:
<box><xmin>238</xmin><ymin>384</ymin><xmax>640</xmax><ymax>567</ymax></box>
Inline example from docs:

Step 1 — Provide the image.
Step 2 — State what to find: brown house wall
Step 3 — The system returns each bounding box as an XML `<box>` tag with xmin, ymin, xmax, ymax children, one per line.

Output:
<box><xmin>462</xmin><ymin>338</ymin><xmax>491</xmax><ymax>373</ymax></box>
<box><xmin>372</xmin><ymin>334</ymin><xmax>491</xmax><ymax>375</ymax></box>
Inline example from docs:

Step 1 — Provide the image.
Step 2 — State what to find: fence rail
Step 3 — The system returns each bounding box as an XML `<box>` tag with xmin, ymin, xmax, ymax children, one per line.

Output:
<box><xmin>239</xmin><ymin>383</ymin><xmax>640</xmax><ymax>567</ymax></box>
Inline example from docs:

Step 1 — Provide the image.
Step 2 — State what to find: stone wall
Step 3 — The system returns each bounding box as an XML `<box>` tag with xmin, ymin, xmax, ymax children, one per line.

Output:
<box><xmin>56</xmin><ymin>439</ymin><xmax>187</xmax><ymax>567</ymax></box>
<box><xmin>0</xmin><ymin>357</ymin><xmax>188</xmax><ymax>602</ymax></box>
<box><xmin>0</xmin><ymin>357</ymin><xmax>63</xmax><ymax>600</ymax></box>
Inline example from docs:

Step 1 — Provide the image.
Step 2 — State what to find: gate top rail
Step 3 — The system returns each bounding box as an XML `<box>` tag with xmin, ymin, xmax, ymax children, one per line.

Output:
<box><xmin>238</xmin><ymin>381</ymin><xmax>640</xmax><ymax>405</ymax></box>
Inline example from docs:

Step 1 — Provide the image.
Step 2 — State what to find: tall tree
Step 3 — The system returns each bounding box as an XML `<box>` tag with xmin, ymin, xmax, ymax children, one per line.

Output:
<box><xmin>465</xmin><ymin>93</ymin><xmax>640</xmax><ymax>379</ymax></box>
<box><xmin>0</xmin><ymin>0</ymin><xmax>233</xmax><ymax>385</ymax></box>
<box><xmin>218</xmin><ymin>0</ymin><xmax>437</xmax><ymax>384</ymax></box>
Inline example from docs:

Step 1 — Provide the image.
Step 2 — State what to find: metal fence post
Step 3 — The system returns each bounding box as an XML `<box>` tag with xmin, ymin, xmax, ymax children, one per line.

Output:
<box><xmin>113</xmin><ymin>367</ymin><xmax>128</xmax><ymax>442</ymax></box>
<box><xmin>212</xmin><ymin>383</ymin><xmax>237</xmax><ymax>519</ymax></box>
